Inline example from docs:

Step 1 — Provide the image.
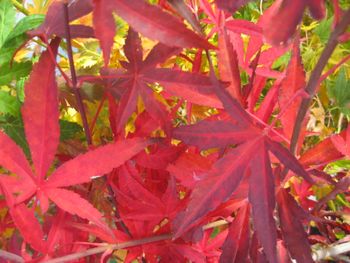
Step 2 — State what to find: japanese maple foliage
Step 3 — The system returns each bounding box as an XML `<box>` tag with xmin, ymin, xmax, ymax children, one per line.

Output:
<box><xmin>0</xmin><ymin>0</ymin><xmax>349</xmax><ymax>262</ymax></box>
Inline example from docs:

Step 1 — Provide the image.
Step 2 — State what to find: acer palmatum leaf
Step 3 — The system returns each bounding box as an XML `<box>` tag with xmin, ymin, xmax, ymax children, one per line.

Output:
<box><xmin>104</xmin><ymin>27</ymin><xmax>220</xmax><ymax>132</ymax></box>
<box><xmin>249</xmin><ymin>141</ymin><xmax>277</xmax><ymax>263</ymax></box>
<box><xmin>278</xmin><ymin>38</ymin><xmax>307</xmax><ymax>144</ymax></box>
<box><xmin>255</xmin><ymin>83</ymin><xmax>279</xmax><ymax>122</ymax></box>
<box><xmin>29</xmin><ymin>0</ymin><xmax>93</xmax><ymax>39</ymax></box>
<box><xmin>124</xmin><ymin>28</ymin><xmax>143</xmax><ymax>68</ymax></box>
<box><xmin>143</xmin><ymin>68</ymin><xmax>222</xmax><ymax>108</ymax></box>
<box><xmin>0</xmin><ymin>131</ymin><xmax>34</xmax><ymax>183</ymax></box>
<box><xmin>262</xmin><ymin>0</ymin><xmax>325</xmax><ymax>45</ymax></box>
<box><xmin>45</xmin><ymin>188</ymin><xmax>112</xmax><ymax>235</ymax></box>
<box><xmin>216</xmin><ymin>0</ymin><xmax>253</xmax><ymax>13</ymax></box>
<box><xmin>167</xmin><ymin>0</ymin><xmax>203</xmax><ymax>34</ymax></box>
<box><xmin>173</xmin><ymin>140</ymin><xmax>257</xmax><ymax>238</ymax></box>
<box><xmin>44</xmin><ymin>138</ymin><xmax>152</xmax><ymax>188</ymax></box>
<box><xmin>10</xmin><ymin>204</ymin><xmax>46</xmax><ymax>253</ymax></box>
<box><xmin>93</xmin><ymin>0</ymin><xmax>116</xmax><ymax>66</ymax></box>
<box><xmin>217</xmin><ymin>29</ymin><xmax>242</xmax><ymax>101</ymax></box>
<box><xmin>220</xmin><ymin>203</ymin><xmax>250</xmax><ymax>263</ymax></box>
<box><xmin>330</xmin><ymin>126</ymin><xmax>350</xmax><ymax>156</ymax></box>
<box><xmin>299</xmin><ymin>129</ymin><xmax>347</xmax><ymax>167</ymax></box>
<box><xmin>111</xmin><ymin>0</ymin><xmax>214</xmax><ymax>49</ymax></box>
<box><xmin>22</xmin><ymin>38</ymin><xmax>61</xmax><ymax>181</ymax></box>
<box><xmin>141</xmin><ymin>42</ymin><xmax>180</xmax><ymax>70</ymax></box>
<box><xmin>277</xmin><ymin>188</ymin><xmax>314</xmax><ymax>263</ymax></box>
<box><xmin>266</xmin><ymin>139</ymin><xmax>314</xmax><ymax>183</ymax></box>
<box><xmin>173</xmin><ymin>119</ymin><xmax>258</xmax><ymax>151</ymax></box>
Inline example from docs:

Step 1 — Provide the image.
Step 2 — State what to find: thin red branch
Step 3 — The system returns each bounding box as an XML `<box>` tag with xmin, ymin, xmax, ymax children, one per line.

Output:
<box><xmin>63</xmin><ymin>2</ymin><xmax>92</xmax><ymax>145</ymax></box>
<box><xmin>289</xmin><ymin>8</ymin><xmax>350</xmax><ymax>155</ymax></box>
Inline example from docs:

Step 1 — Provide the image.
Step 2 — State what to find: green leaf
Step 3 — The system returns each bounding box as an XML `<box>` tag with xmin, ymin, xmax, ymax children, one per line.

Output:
<box><xmin>314</xmin><ymin>17</ymin><xmax>332</xmax><ymax>44</ymax></box>
<box><xmin>0</xmin><ymin>91</ymin><xmax>20</xmax><ymax>116</ymax></box>
<box><xmin>0</xmin><ymin>116</ymin><xmax>82</xmax><ymax>159</ymax></box>
<box><xmin>6</xmin><ymin>14</ymin><xmax>45</xmax><ymax>41</ymax></box>
<box><xmin>0</xmin><ymin>15</ymin><xmax>44</xmax><ymax>66</ymax></box>
<box><xmin>59</xmin><ymin>120</ymin><xmax>83</xmax><ymax>141</ymax></box>
<box><xmin>272</xmin><ymin>51</ymin><xmax>291</xmax><ymax>69</ymax></box>
<box><xmin>0</xmin><ymin>0</ymin><xmax>15</xmax><ymax>48</ymax></box>
<box><xmin>0</xmin><ymin>61</ymin><xmax>32</xmax><ymax>85</ymax></box>
<box><xmin>325</xmin><ymin>159</ymin><xmax>350</xmax><ymax>174</ymax></box>
<box><xmin>16</xmin><ymin>77</ymin><xmax>26</xmax><ymax>103</ymax></box>
<box><xmin>0</xmin><ymin>115</ymin><xmax>30</xmax><ymax>157</ymax></box>
<box><xmin>327</xmin><ymin>67</ymin><xmax>350</xmax><ymax>116</ymax></box>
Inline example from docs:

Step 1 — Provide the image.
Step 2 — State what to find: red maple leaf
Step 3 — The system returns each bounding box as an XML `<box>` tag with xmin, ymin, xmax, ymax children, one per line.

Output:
<box><xmin>172</xmin><ymin>65</ymin><xmax>314</xmax><ymax>263</ymax></box>
<box><xmin>93</xmin><ymin>0</ymin><xmax>214</xmax><ymax>66</ymax></box>
<box><xmin>93</xmin><ymin>27</ymin><xmax>221</xmax><ymax>134</ymax></box>
<box><xmin>0</xmin><ymin>39</ymin><xmax>152</xmax><ymax>252</ymax></box>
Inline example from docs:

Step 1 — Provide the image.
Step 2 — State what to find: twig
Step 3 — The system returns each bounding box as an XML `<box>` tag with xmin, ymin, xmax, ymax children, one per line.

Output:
<box><xmin>63</xmin><ymin>2</ymin><xmax>92</xmax><ymax>145</ymax></box>
<box><xmin>289</xmin><ymin>8</ymin><xmax>350</xmax><ymax>155</ymax></box>
<box><xmin>106</xmin><ymin>182</ymin><xmax>133</xmax><ymax>238</ymax></box>
<box><xmin>313</xmin><ymin>241</ymin><xmax>350</xmax><ymax>261</ymax></box>
<box><xmin>0</xmin><ymin>249</ymin><xmax>24</xmax><ymax>263</ymax></box>
<box><xmin>319</xmin><ymin>54</ymin><xmax>350</xmax><ymax>83</ymax></box>
<box><xmin>203</xmin><ymin>219</ymin><xmax>229</xmax><ymax>230</ymax></box>
<box><xmin>44</xmin><ymin>234</ymin><xmax>171</xmax><ymax>263</ymax></box>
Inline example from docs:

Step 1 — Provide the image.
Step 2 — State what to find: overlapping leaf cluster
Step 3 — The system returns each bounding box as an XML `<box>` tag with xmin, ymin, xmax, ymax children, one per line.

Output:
<box><xmin>0</xmin><ymin>0</ymin><xmax>349</xmax><ymax>262</ymax></box>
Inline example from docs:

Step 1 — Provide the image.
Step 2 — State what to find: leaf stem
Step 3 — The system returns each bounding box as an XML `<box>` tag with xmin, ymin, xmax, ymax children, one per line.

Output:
<box><xmin>0</xmin><ymin>250</ymin><xmax>24</xmax><ymax>263</ymax></box>
<box><xmin>63</xmin><ymin>3</ymin><xmax>92</xmax><ymax>145</ymax></box>
<box><xmin>290</xmin><ymin>8</ymin><xmax>350</xmax><ymax>155</ymax></box>
<box><xmin>106</xmin><ymin>182</ymin><xmax>133</xmax><ymax>238</ymax></box>
<box><xmin>10</xmin><ymin>0</ymin><xmax>29</xmax><ymax>16</ymax></box>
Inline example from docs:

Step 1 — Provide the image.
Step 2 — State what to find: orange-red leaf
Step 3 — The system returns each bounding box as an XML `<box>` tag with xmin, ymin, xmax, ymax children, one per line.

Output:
<box><xmin>45</xmin><ymin>188</ymin><xmax>110</xmax><ymax>234</ymax></box>
<box><xmin>0</xmin><ymin>131</ymin><xmax>33</xmax><ymax>182</ymax></box>
<box><xmin>10</xmin><ymin>204</ymin><xmax>46</xmax><ymax>253</ymax></box>
<box><xmin>93</xmin><ymin>0</ymin><xmax>116</xmax><ymax>66</ymax></box>
<box><xmin>45</xmin><ymin>138</ymin><xmax>151</xmax><ymax>188</ymax></box>
<box><xmin>21</xmin><ymin>38</ymin><xmax>60</xmax><ymax>181</ymax></box>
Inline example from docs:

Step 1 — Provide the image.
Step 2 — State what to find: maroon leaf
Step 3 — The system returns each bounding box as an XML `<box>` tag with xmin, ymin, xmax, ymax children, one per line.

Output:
<box><xmin>141</xmin><ymin>43</ymin><xmax>181</xmax><ymax>70</ymax></box>
<box><xmin>249</xmin><ymin>141</ymin><xmax>277</xmax><ymax>263</ymax></box>
<box><xmin>216</xmin><ymin>0</ymin><xmax>252</xmax><ymax>13</ymax></box>
<box><xmin>167</xmin><ymin>0</ymin><xmax>203</xmax><ymax>34</ymax></box>
<box><xmin>115</xmin><ymin>80</ymin><xmax>140</xmax><ymax>133</ymax></box>
<box><xmin>266</xmin><ymin>139</ymin><xmax>314</xmax><ymax>183</ymax></box>
<box><xmin>220</xmin><ymin>203</ymin><xmax>250</xmax><ymax>262</ymax></box>
<box><xmin>174</xmin><ymin>140</ymin><xmax>256</xmax><ymax>238</ymax></box>
<box><xmin>262</xmin><ymin>0</ymin><xmax>325</xmax><ymax>45</ymax></box>
<box><xmin>143</xmin><ymin>69</ymin><xmax>222</xmax><ymax>108</ymax></box>
<box><xmin>173</xmin><ymin>119</ymin><xmax>257</xmax><ymax>150</ymax></box>
<box><xmin>29</xmin><ymin>0</ymin><xmax>93</xmax><ymax>40</ymax></box>
<box><xmin>277</xmin><ymin>188</ymin><xmax>314</xmax><ymax>263</ymax></box>
<box><xmin>124</xmin><ymin>28</ymin><xmax>143</xmax><ymax>67</ymax></box>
